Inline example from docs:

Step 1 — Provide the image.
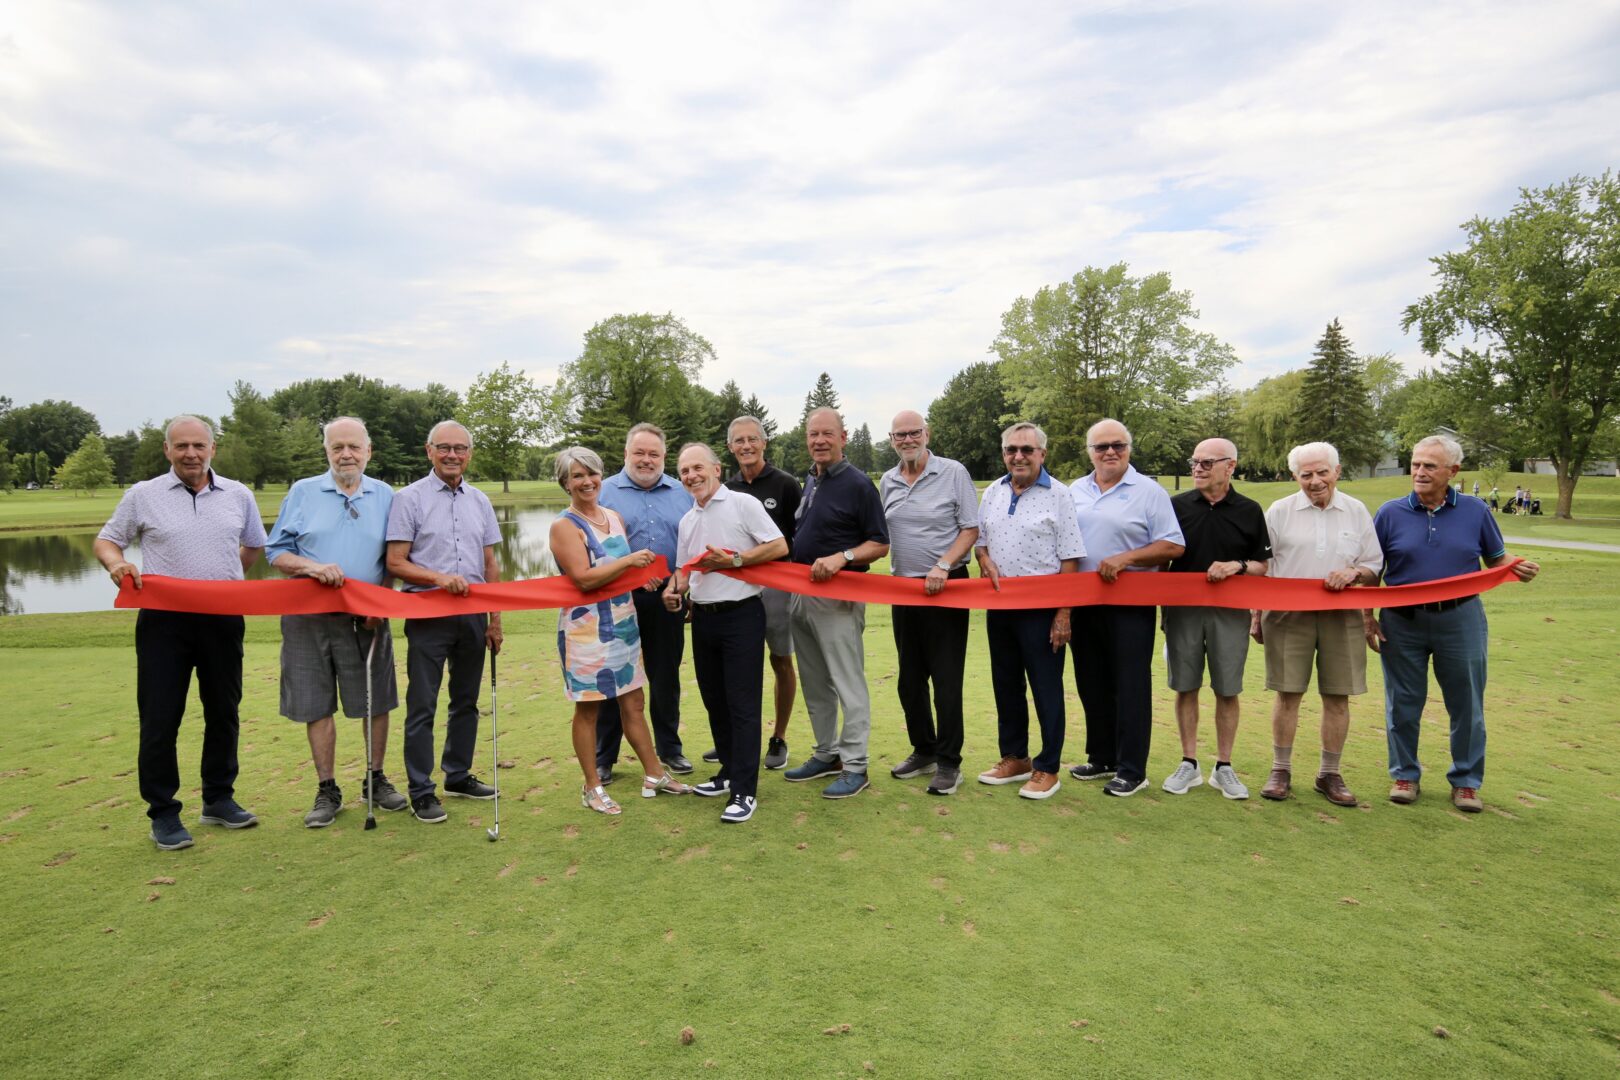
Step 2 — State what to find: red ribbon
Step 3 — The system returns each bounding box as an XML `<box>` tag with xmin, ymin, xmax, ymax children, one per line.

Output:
<box><xmin>113</xmin><ymin>556</ymin><xmax>1523</xmax><ymax>618</ymax></box>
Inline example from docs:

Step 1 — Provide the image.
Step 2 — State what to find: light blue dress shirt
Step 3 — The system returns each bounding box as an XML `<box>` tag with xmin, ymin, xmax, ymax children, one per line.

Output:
<box><xmin>599</xmin><ymin>469</ymin><xmax>693</xmax><ymax>566</ymax></box>
<box><xmin>1069</xmin><ymin>465</ymin><xmax>1185</xmax><ymax>572</ymax></box>
<box><xmin>266</xmin><ymin>471</ymin><xmax>394</xmax><ymax>585</ymax></box>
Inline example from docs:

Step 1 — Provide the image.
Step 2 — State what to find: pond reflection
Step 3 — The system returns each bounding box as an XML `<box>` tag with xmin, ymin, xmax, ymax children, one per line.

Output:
<box><xmin>0</xmin><ymin>504</ymin><xmax>562</xmax><ymax>616</ymax></box>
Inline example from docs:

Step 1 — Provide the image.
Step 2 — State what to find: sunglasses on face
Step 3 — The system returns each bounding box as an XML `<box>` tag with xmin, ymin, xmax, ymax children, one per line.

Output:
<box><xmin>1089</xmin><ymin>442</ymin><xmax>1130</xmax><ymax>454</ymax></box>
<box><xmin>1002</xmin><ymin>445</ymin><xmax>1041</xmax><ymax>458</ymax></box>
<box><xmin>1189</xmin><ymin>456</ymin><xmax>1233</xmax><ymax>471</ymax></box>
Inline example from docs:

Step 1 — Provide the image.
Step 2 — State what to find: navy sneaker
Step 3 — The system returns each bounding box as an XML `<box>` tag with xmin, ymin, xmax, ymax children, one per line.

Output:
<box><xmin>444</xmin><ymin>774</ymin><xmax>495</xmax><ymax>799</ymax></box>
<box><xmin>1069</xmin><ymin>762</ymin><xmax>1117</xmax><ymax>782</ymax></box>
<box><xmin>822</xmin><ymin>771</ymin><xmax>870</xmax><ymax>799</ymax></box>
<box><xmin>1102</xmin><ymin>776</ymin><xmax>1150</xmax><ymax>798</ymax></box>
<box><xmin>150</xmin><ymin>815</ymin><xmax>194</xmax><ymax>851</ymax></box>
<box><xmin>692</xmin><ymin>777</ymin><xmax>730</xmax><ymax>797</ymax></box>
<box><xmin>784</xmin><ymin>756</ymin><xmax>842</xmax><ymax>783</ymax></box>
<box><xmin>721</xmin><ymin>794</ymin><xmax>756</xmax><ymax>823</ymax></box>
<box><xmin>199</xmin><ymin>799</ymin><xmax>258</xmax><ymax>828</ymax></box>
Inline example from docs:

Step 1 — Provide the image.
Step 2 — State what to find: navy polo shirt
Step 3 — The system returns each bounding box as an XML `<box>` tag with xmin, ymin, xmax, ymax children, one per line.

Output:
<box><xmin>791</xmin><ymin>459</ymin><xmax>889</xmax><ymax>571</ymax></box>
<box><xmin>1374</xmin><ymin>488</ymin><xmax>1505</xmax><ymax>586</ymax></box>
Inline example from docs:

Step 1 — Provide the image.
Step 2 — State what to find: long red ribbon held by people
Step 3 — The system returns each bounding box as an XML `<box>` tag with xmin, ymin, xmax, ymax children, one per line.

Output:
<box><xmin>115</xmin><ymin>555</ymin><xmax>1525</xmax><ymax>618</ymax></box>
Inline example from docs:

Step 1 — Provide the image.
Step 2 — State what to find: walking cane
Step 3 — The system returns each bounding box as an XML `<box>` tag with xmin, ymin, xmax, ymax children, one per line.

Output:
<box><xmin>487</xmin><ymin>647</ymin><xmax>501</xmax><ymax>842</ymax></box>
<box><xmin>354</xmin><ymin>619</ymin><xmax>378</xmax><ymax>832</ymax></box>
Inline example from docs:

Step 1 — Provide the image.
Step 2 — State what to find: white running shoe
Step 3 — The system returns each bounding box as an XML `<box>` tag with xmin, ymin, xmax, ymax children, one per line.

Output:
<box><xmin>1209</xmin><ymin>764</ymin><xmax>1250</xmax><ymax>800</ymax></box>
<box><xmin>1161</xmin><ymin>760</ymin><xmax>1203</xmax><ymax>795</ymax></box>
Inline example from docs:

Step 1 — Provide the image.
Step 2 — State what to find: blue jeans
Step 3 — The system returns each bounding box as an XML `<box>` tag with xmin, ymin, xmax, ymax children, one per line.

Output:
<box><xmin>1379</xmin><ymin>599</ymin><xmax>1489</xmax><ymax>788</ymax></box>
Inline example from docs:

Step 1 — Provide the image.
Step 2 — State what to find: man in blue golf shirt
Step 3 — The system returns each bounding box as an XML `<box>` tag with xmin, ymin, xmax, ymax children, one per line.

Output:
<box><xmin>1369</xmin><ymin>434</ymin><xmax>1538</xmax><ymax>813</ymax></box>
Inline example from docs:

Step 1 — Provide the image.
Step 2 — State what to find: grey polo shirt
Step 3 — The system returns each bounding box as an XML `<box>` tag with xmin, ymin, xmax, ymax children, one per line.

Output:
<box><xmin>880</xmin><ymin>452</ymin><xmax>980</xmax><ymax>577</ymax></box>
<box><xmin>385</xmin><ymin>472</ymin><xmax>502</xmax><ymax>589</ymax></box>
<box><xmin>98</xmin><ymin>468</ymin><xmax>266</xmax><ymax>581</ymax></box>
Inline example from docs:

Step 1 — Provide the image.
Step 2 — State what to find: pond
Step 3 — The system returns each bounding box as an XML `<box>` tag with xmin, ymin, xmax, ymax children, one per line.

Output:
<box><xmin>0</xmin><ymin>505</ymin><xmax>562</xmax><ymax>616</ymax></box>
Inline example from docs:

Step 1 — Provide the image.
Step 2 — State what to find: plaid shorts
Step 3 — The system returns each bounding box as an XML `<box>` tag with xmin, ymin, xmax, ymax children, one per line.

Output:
<box><xmin>279</xmin><ymin>613</ymin><xmax>400</xmax><ymax>722</ymax></box>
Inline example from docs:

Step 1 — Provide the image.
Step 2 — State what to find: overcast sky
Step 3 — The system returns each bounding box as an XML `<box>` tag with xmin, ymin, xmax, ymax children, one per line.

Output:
<box><xmin>3</xmin><ymin>0</ymin><xmax>1617</xmax><ymax>439</ymax></box>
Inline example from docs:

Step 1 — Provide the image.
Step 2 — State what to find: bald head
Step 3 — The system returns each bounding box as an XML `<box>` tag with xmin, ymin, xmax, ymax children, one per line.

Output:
<box><xmin>890</xmin><ymin>409</ymin><xmax>929</xmax><ymax>467</ymax></box>
<box><xmin>1191</xmin><ymin>437</ymin><xmax>1238</xmax><ymax>499</ymax></box>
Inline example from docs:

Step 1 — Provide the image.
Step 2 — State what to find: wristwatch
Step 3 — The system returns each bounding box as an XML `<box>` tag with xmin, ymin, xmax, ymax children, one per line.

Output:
<box><xmin>934</xmin><ymin>560</ymin><xmax>951</xmax><ymax>572</ymax></box>
<box><xmin>731</xmin><ymin>553</ymin><xmax>744</xmax><ymax>569</ymax></box>
<box><xmin>1235</xmin><ymin>560</ymin><xmax>1247</xmax><ymax>575</ymax></box>
<box><xmin>842</xmin><ymin>549</ymin><xmax>855</xmax><ymax>563</ymax></box>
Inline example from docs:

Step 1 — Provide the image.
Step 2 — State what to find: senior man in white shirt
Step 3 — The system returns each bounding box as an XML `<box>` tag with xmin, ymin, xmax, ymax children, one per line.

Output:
<box><xmin>663</xmin><ymin>443</ymin><xmax>789</xmax><ymax>824</ymax></box>
<box><xmin>1254</xmin><ymin>441</ymin><xmax>1383</xmax><ymax>807</ymax></box>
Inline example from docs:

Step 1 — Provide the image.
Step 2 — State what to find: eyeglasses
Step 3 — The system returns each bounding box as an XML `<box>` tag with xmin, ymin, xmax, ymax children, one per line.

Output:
<box><xmin>1188</xmin><ymin>456</ymin><xmax>1233</xmax><ymax>471</ymax></box>
<box><xmin>431</xmin><ymin>443</ymin><xmax>471</xmax><ymax>455</ymax></box>
<box><xmin>889</xmin><ymin>428</ymin><xmax>925</xmax><ymax>442</ymax></box>
<box><xmin>1002</xmin><ymin>445</ymin><xmax>1041</xmax><ymax>457</ymax></box>
<box><xmin>1089</xmin><ymin>441</ymin><xmax>1130</xmax><ymax>454</ymax></box>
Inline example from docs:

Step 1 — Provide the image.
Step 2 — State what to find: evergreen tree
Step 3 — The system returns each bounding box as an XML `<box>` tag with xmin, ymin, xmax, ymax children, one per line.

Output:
<box><xmin>1295</xmin><ymin>319</ymin><xmax>1379</xmax><ymax>476</ymax></box>
<box><xmin>848</xmin><ymin>423</ymin><xmax>875</xmax><ymax>472</ymax></box>
<box><xmin>740</xmin><ymin>395</ymin><xmax>777</xmax><ymax>440</ymax></box>
<box><xmin>801</xmin><ymin>372</ymin><xmax>841</xmax><ymax>424</ymax></box>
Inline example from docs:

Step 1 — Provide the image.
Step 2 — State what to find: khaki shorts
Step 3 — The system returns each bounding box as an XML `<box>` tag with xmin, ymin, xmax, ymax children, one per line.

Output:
<box><xmin>1162</xmin><ymin>606</ymin><xmax>1251</xmax><ymax>696</ymax></box>
<box><xmin>1261</xmin><ymin>610</ymin><xmax>1367</xmax><ymax>696</ymax></box>
<box><xmin>760</xmin><ymin>587</ymin><xmax>794</xmax><ymax>658</ymax></box>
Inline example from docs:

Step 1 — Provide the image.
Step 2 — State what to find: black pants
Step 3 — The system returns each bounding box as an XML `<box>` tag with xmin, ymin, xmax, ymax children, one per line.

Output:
<box><xmin>598</xmin><ymin>589</ymin><xmax>686</xmax><ymax>768</ymax></box>
<box><xmin>891</xmin><ymin>567</ymin><xmax>970</xmax><ymax>767</ymax></box>
<box><xmin>691</xmin><ymin>597</ymin><xmax>766</xmax><ymax>799</ymax></box>
<box><xmin>1072</xmin><ymin>605</ymin><xmax>1156</xmax><ymax>783</ymax></box>
<box><xmin>986</xmin><ymin>608</ymin><xmax>1068</xmax><ymax>774</ymax></box>
<box><xmin>135</xmin><ymin>610</ymin><xmax>245</xmax><ymax>820</ymax></box>
<box><xmin>403</xmin><ymin>614</ymin><xmax>486</xmax><ymax>800</ymax></box>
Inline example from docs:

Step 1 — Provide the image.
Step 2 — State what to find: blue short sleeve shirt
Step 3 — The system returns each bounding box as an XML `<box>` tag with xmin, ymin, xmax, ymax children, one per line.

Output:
<box><xmin>1374</xmin><ymin>488</ymin><xmax>1505</xmax><ymax>586</ymax></box>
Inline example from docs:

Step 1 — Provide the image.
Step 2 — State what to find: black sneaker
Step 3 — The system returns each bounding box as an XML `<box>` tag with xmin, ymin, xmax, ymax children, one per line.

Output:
<box><xmin>443</xmin><ymin>774</ymin><xmax>496</xmax><ymax>799</ymax></box>
<box><xmin>721</xmin><ymin>794</ymin><xmax>756</xmax><ymax>823</ymax></box>
<box><xmin>150</xmin><ymin>814</ymin><xmax>194</xmax><ymax>851</ymax></box>
<box><xmin>701</xmin><ymin>748</ymin><xmax>721</xmax><ymax>763</ymax></box>
<box><xmin>891</xmin><ymin>752</ymin><xmax>939</xmax><ymax>780</ymax></box>
<box><xmin>1102</xmin><ymin>775</ymin><xmax>1150</xmax><ymax>798</ymax></box>
<box><xmin>1069</xmin><ymin>762</ymin><xmax>1117</xmax><ymax>781</ymax></box>
<box><xmin>412</xmin><ymin>794</ymin><xmax>448</xmax><ymax>823</ymax></box>
<box><xmin>199</xmin><ymin>798</ymin><xmax>259</xmax><ymax>828</ymax></box>
<box><xmin>662</xmin><ymin>754</ymin><xmax>695</xmax><ymax>775</ymax></box>
<box><xmin>692</xmin><ymin>777</ymin><xmax>730</xmax><ymax>797</ymax></box>
<box><xmin>304</xmin><ymin>781</ymin><xmax>343</xmax><ymax>828</ymax></box>
<box><xmin>764</xmin><ymin>737</ymin><xmax>789</xmax><ymax>770</ymax></box>
<box><xmin>364</xmin><ymin>771</ymin><xmax>409</xmax><ymax>812</ymax></box>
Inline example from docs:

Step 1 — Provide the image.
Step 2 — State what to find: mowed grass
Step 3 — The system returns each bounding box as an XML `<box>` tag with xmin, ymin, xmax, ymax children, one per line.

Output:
<box><xmin>1</xmin><ymin>550</ymin><xmax>1617</xmax><ymax>1078</ymax></box>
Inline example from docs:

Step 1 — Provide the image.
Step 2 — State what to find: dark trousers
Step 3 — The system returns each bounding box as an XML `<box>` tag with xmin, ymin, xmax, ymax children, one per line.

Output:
<box><xmin>598</xmin><ymin>589</ymin><xmax>686</xmax><ymax>767</ymax></box>
<box><xmin>135</xmin><ymin>610</ymin><xmax>245</xmax><ymax>820</ymax></box>
<box><xmin>1072</xmin><ymin>605</ymin><xmax>1156</xmax><ymax>783</ymax></box>
<box><xmin>892</xmin><ymin>567</ymin><xmax>970</xmax><ymax>767</ymax></box>
<box><xmin>403</xmin><ymin>614</ymin><xmax>486</xmax><ymax>800</ymax></box>
<box><xmin>692</xmin><ymin>597</ymin><xmax>766</xmax><ymax>800</ymax></box>
<box><xmin>986</xmin><ymin>608</ymin><xmax>1068</xmax><ymax>774</ymax></box>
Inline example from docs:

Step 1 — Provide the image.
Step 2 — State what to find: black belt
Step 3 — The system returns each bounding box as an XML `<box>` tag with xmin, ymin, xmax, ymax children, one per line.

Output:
<box><xmin>1387</xmin><ymin>595</ymin><xmax>1477</xmax><ymax>618</ymax></box>
<box><xmin>692</xmin><ymin>597</ymin><xmax>757</xmax><ymax>615</ymax></box>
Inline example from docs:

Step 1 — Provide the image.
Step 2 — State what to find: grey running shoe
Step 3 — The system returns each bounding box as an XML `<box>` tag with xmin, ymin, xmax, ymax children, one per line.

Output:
<box><xmin>304</xmin><ymin>781</ymin><xmax>343</xmax><ymax>828</ymax></box>
<box><xmin>764</xmin><ymin>737</ymin><xmax>789</xmax><ymax>770</ymax></box>
<box><xmin>364</xmin><ymin>771</ymin><xmax>409</xmax><ymax>812</ymax></box>
<box><xmin>412</xmin><ymin>794</ymin><xmax>448</xmax><ymax>823</ymax></box>
<box><xmin>890</xmin><ymin>752</ymin><xmax>939</xmax><ymax>780</ymax></box>
<box><xmin>1162</xmin><ymin>761</ymin><xmax>1203</xmax><ymax>795</ymax></box>
<box><xmin>1209</xmin><ymin>764</ymin><xmax>1249</xmax><ymax>800</ymax></box>
<box><xmin>927</xmin><ymin>765</ymin><xmax>962</xmax><ymax>796</ymax></box>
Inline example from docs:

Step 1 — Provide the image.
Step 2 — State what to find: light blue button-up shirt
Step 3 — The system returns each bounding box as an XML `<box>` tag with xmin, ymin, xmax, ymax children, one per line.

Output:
<box><xmin>599</xmin><ymin>469</ymin><xmax>693</xmax><ymax>566</ymax></box>
<box><xmin>1069</xmin><ymin>465</ymin><xmax>1184</xmax><ymax>572</ymax></box>
<box><xmin>266</xmin><ymin>471</ymin><xmax>394</xmax><ymax>585</ymax></box>
<box><xmin>385</xmin><ymin>473</ymin><xmax>502</xmax><ymax>590</ymax></box>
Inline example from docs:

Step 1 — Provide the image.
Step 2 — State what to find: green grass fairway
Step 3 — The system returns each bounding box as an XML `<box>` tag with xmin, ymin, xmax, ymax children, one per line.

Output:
<box><xmin>3</xmin><ymin>549</ymin><xmax>1617</xmax><ymax>1077</ymax></box>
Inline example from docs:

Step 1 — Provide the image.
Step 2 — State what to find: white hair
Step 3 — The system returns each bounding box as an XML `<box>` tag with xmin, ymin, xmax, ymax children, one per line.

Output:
<box><xmin>1001</xmin><ymin>422</ymin><xmax>1047</xmax><ymax>449</ymax></box>
<box><xmin>1086</xmin><ymin>418</ymin><xmax>1132</xmax><ymax>447</ymax></box>
<box><xmin>677</xmin><ymin>441</ymin><xmax>722</xmax><ymax>466</ymax></box>
<box><xmin>1287</xmin><ymin>441</ymin><xmax>1340</xmax><ymax>473</ymax></box>
<box><xmin>554</xmin><ymin>445</ymin><xmax>604</xmax><ymax>488</ymax></box>
<box><xmin>426</xmin><ymin>420</ymin><xmax>472</xmax><ymax>447</ymax></box>
<box><xmin>727</xmin><ymin>415</ymin><xmax>766</xmax><ymax>443</ymax></box>
<box><xmin>164</xmin><ymin>415</ymin><xmax>214</xmax><ymax>443</ymax></box>
<box><xmin>322</xmin><ymin>416</ymin><xmax>370</xmax><ymax>445</ymax></box>
<box><xmin>1413</xmin><ymin>433</ymin><xmax>1464</xmax><ymax>467</ymax></box>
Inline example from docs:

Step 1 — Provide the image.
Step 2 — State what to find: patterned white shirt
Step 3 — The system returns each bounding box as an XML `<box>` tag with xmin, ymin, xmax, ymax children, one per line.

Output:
<box><xmin>975</xmin><ymin>470</ymin><xmax>1086</xmax><ymax>578</ymax></box>
<box><xmin>98</xmin><ymin>469</ymin><xmax>266</xmax><ymax>581</ymax></box>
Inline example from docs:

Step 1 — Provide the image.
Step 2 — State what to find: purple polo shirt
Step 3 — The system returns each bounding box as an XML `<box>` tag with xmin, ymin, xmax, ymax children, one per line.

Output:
<box><xmin>1374</xmin><ymin>488</ymin><xmax>1505</xmax><ymax>586</ymax></box>
<box><xmin>385</xmin><ymin>472</ymin><xmax>502</xmax><ymax>590</ymax></box>
<box><xmin>98</xmin><ymin>468</ymin><xmax>266</xmax><ymax>581</ymax></box>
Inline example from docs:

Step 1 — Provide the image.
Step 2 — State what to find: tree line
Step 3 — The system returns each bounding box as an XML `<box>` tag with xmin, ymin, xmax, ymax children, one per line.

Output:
<box><xmin>4</xmin><ymin>171</ymin><xmax>1614</xmax><ymax>517</ymax></box>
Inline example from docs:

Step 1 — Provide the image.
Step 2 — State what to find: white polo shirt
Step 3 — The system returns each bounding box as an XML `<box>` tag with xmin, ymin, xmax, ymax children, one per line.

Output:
<box><xmin>975</xmin><ymin>469</ymin><xmax>1086</xmax><ymax>578</ymax></box>
<box><xmin>1264</xmin><ymin>488</ymin><xmax>1382</xmax><ymax>580</ymax></box>
<box><xmin>676</xmin><ymin>485</ymin><xmax>785</xmax><ymax>603</ymax></box>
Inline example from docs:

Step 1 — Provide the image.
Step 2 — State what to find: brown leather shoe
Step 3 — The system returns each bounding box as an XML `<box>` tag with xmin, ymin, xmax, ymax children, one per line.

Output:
<box><xmin>977</xmin><ymin>756</ymin><xmax>1033</xmax><ymax>786</ymax></box>
<box><xmin>1017</xmin><ymin>770</ymin><xmax>1061</xmax><ymax>800</ymax></box>
<box><xmin>1260</xmin><ymin>767</ymin><xmax>1291</xmax><ymax>801</ymax></box>
<box><xmin>1314</xmin><ymin>772</ymin><xmax>1357</xmax><ymax>807</ymax></box>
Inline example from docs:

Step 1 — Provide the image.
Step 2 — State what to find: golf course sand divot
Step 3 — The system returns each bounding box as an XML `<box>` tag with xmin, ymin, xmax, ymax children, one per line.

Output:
<box><xmin>497</xmin><ymin>861</ymin><xmax>516</xmax><ymax>878</ymax></box>
<box><xmin>5</xmin><ymin>805</ymin><xmax>31</xmax><ymax>821</ymax></box>
<box><xmin>43</xmin><ymin>850</ymin><xmax>75</xmax><ymax>866</ymax></box>
<box><xmin>305</xmin><ymin>910</ymin><xmax>333</xmax><ymax>928</ymax></box>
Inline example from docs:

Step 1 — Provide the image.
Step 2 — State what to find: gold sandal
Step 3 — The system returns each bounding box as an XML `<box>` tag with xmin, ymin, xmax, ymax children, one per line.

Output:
<box><xmin>642</xmin><ymin>773</ymin><xmax>693</xmax><ymax>798</ymax></box>
<box><xmin>581</xmin><ymin>784</ymin><xmax>622</xmax><ymax>815</ymax></box>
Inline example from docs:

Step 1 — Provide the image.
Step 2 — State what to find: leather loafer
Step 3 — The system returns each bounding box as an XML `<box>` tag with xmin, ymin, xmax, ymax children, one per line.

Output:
<box><xmin>1260</xmin><ymin>767</ymin><xmax>1292</xmax><ymax>801</ymax></box>
<box><xmin>1314</xmin><ymin>772</ymin><xmax>1357</xmax><ymax>807</ymax></box>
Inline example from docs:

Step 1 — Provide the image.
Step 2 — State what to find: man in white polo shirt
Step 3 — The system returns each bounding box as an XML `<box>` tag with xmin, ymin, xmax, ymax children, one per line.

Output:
<box><xmin>663</xmin><ymin>443</ymin><xmax>788</xmax><ymax>823</ymax></box>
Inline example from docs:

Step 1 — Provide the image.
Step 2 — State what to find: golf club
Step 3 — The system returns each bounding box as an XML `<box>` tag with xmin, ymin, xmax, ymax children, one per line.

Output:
<box><xmin>354</xmin><ymin>618</ymin><xmax>378</xmax><ymax>832</ymax></box>
<box><xmin>487</xmin><ymin>647</ymin><xmax>500</xmax><ymax>842</ymax></box>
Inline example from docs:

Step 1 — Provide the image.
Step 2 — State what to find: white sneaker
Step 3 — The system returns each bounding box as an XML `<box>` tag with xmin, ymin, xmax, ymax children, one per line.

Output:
<box><xmin>1162</xmin><ymin>760</ymin><xmax>1203</xmax><ymax>795</ymax></box>
<box><xmin>1209</xmin><ymin>764</ymin><xmax>1250</xmax><ymax>800</ymax></box>
<box><xmin>721</xmin><ymin>795</ymin><xmax>756</xmax><ymax>823</ymax></box>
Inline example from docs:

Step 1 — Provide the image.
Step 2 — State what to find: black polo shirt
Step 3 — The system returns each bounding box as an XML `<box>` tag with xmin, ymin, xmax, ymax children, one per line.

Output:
<box><xmin>1167</xmin><ymin>485</ymin><xmax>1271</xmax><ymax>574</ymax></box>
<box><xmin>726</xmin><ymin>463</ymin><xmax>802</xmax><ymax>546</ymax></box>
<box><xmin>791</xmin><ymin>459</ymin><xmax>889</xmax><ymax>572</ymax></box>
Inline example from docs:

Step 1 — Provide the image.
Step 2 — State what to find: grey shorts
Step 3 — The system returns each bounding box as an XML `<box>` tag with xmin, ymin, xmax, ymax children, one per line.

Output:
<box><xmin>761</xmin><ymin>587</ymin><xmax>794</xmax><ymax>658</ymax></box>
<box><xmin>279</xmin><ymin>614</ymin><xmax>400</xmax><ymax>722</ymax></box>
<box><xmin>1261</xmin><ymin>610</ymin><xmax>1367</xmax><ymax>696</ymax></box>
<box><xmin>1162</xmin><ymin>606</ymin><xmax>1252</xmax><ymax>696</ymax></box>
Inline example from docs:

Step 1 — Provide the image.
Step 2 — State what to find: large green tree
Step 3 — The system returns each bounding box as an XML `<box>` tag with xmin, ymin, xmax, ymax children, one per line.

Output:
<box><xmin>1294</xmin><ymin>319</ymin><xmax>1380</xmax><ymax>477</ymax></box>
<box><xmin>992</xmin><ymin>263</ymin><xmax>1236</xmax><ymax>474</ymax></box>
<box><xmin>558</xmin><ymin>313</ymin><xmax>714</xmax><ymax>469</ymax></box>
<box><xmin>1403</xmin><ymin>171</ymin><xmax>1620</xmax><ymax>518</ymax></box>
<box><xmin>216</xmin><ymin>382</ymin><xmax>285</xmax><ymax>489</ymax></box>
<box><xmin>0</xmin><ymin>400</ymin><xmax>100</xmax><ymax>468</ymax></box>
<box><xmin>1235</xmin><ymin>370</ymin><xmax>1306</xmax><ymax>477</ymax></box>
<box><xmin>53</xmin><ymin>433</ymin><xmax>116</xmax><ymax>494</ymax></box>
<box><xmin>463</xmin><ymin>363</ymin><xmax>552</xmax><ymax>493</ymax></box>
<box><xmin>927</xmin><ymin>360</ymin><xmax>1011</xmax><ymax>480</ymax></box>
<box><xmin>267</xmin><ymin>373</ymin><xmax>461</xmax><ymax>483</ymax></box>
